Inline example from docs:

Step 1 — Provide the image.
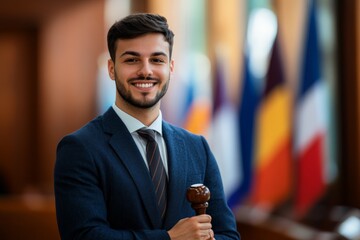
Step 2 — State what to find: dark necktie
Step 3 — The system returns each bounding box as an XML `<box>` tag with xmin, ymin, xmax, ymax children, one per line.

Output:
<box><xmin>137</xmin><ymin>129</ymin><xmax>168</xmax><ymax>220</ymax></box>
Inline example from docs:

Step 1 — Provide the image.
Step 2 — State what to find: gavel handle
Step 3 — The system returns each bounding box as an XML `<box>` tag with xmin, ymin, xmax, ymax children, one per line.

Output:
<box><xmin>192</xmin><ymin>202</ymin><xmax>208</xmax><ymax>215</ymax></box>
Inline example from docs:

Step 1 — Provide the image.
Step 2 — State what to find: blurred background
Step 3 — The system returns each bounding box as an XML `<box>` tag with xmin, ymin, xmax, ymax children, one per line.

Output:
<box><xmin>0</xmin><ymin>0</ymin><xmax>359</xmax><ymax>239</ymax></box>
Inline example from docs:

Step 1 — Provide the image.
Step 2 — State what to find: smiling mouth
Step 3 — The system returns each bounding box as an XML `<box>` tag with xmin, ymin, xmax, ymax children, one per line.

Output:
<box><xmin>134</xmin><ymin>83</ymin><xmax>156</xmax><ymax>88</ymax></box>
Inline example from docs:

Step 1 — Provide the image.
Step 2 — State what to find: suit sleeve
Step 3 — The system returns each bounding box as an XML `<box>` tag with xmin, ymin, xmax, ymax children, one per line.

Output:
<box><xmin>200</xmin><ymin>136</ymin><xmax>241</xmax><ymax>240</ymax></box>
<box><xmin>54</xmin><ymin>135</ymin><xmax>170</xmax><ymax>240</ymax></box>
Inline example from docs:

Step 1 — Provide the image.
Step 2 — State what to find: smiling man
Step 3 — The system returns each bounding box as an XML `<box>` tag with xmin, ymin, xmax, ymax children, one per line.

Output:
<box><xmin>54</xmin><ymin>13</ymin><xmax>240</xmax><ymax>240</ymax></box>
<box><xmin>109</xmin><ymin>33</ymin><xmax>172</xmax><ymax>124</ymax></box>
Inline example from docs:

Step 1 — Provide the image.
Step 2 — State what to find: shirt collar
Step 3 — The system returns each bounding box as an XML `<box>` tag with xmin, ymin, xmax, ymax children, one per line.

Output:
<box><xmin>112</xmin><ymin>104</ymin><xmax>163</xmax><ymax>135</ymax></box>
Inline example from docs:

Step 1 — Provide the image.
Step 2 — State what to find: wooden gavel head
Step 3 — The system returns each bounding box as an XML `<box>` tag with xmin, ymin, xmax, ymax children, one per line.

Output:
<box><xmin>186</xmin><ymin>184</ymin><xmax>210</xmax><ymax>215</ymax></box>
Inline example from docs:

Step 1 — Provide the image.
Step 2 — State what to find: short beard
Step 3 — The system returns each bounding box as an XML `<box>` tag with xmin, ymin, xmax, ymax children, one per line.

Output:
<box><xmin>115</xmin><ymin>73</ymin><xmax>170</xmax><ymax>109</ymax></box>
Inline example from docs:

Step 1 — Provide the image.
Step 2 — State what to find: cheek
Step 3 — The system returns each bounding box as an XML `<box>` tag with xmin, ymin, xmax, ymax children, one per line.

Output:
<box><xmin>114</xmin><ymin>68</ymin><xmax>128</xmax><ymax>81</ymax></box>
<box><xmin>116</xmin><ymin>66</ymin><xmax>139</xmax><ymax>79</ymax></box>
<box><xmin>158</xmin><ymin>68</ymin><xmax>171</xmax><ymax>79</ymax></box>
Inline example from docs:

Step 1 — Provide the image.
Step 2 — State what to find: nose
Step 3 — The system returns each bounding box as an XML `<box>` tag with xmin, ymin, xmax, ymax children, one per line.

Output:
<box><xmin>137</xmin><ymin>62</ymin><xmax>153</xmax><ymax>78</ymax></box>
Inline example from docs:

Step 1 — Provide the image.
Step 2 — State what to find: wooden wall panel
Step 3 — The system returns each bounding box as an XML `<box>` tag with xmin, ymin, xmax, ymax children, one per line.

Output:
<box><xmin>0</xmin><ymin>0</ymin><xmax>106</xmax><ymax>194</ymax></box>
<box><xmin>0</xmin><ymin>30</ymin><xmax>38</xmax><ymax>194</ymax></box>
<box><xmin>37</xmin><ymin>1</ymin><xmax>105</xmax><ymax>191</ymax></box>
<box><xmin>337</xmin><ymin>0</ymin><xmax>360</xmax><ymax>208</ymax></box>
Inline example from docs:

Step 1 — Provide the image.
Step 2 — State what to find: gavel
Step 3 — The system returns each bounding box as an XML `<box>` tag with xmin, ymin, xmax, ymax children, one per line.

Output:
<box><xmin>186</xmin><ymin>184</ymin><xmax>210</xmax><ymax>215</ymax></box>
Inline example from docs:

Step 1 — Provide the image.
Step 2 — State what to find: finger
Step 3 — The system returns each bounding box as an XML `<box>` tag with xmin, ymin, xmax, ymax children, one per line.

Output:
<box><xmin>197</xmin><ymin>214</ymin><xmax>212</xmax><ymax>223</ymax></box>
<box><xmin>204</xmin><ymin>229</ymin><xmax>213</xmax><ymax>240</ymax></box>
<box><xmin>209</xmin><ymin>229</ymin><xmax>214</xmax><ymax>239</ymax></box>
<box><xmin>207</xmin><ymin>229</ymin><xmax>211</xmax><ymax>239</ymax></box>
<box><xmin>200</xmin><ymin>229</ymin><xmax>210</xmax><ymax>240</ymax></box>
<box><xmin>198</xmin><ymin>222</ymin><xmax>212</xmax><ymax>230</ymax></box>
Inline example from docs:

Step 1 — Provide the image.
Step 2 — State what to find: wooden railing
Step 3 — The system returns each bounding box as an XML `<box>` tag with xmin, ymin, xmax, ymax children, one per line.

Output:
<box><xmin>0</xmin><ymin>195</ymin><xmax>351</xmax><ymax>240</ymax></box>
<box><xmin>0</xmin><ymin>194</ymin><xmax>59</xmax><ymax>240</ymax></box>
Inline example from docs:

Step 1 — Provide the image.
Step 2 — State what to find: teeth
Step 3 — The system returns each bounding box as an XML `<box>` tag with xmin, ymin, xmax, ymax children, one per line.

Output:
<box><xmin>135</xmin><ymin>83</ymin><xmax>154</xmax><ymax>88</ymax></box>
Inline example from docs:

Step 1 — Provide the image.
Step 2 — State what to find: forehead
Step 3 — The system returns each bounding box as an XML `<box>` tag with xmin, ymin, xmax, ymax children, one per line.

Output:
<box><xmin>115</xmin><ymin>33</ymin><xmax>170</xmax><ymax>57</ymax></box>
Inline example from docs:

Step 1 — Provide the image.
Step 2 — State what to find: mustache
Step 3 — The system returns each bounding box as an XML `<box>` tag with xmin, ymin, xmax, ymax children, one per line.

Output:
<box><xmin>129</xmin><ymin>76</ymin><xmax>159</xmax><ymax>81</ymax></box>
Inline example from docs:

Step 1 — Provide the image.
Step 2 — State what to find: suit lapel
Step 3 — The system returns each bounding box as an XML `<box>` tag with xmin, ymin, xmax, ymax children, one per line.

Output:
<box><xmin>162</xmin><ymin>122</ymin><xmax>188</xmax><ymax>228</ymax></box>
<box><xmin>102</xmin><ymin>108</ymin><xmax>162</xmax><ymax>228</ymax></box>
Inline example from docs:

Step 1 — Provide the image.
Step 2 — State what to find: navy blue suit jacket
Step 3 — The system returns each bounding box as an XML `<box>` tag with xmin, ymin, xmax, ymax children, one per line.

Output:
<box><xmin>54</xmin><ymin>108</ymin><xmax>240</xmax><ymax>240</ymax></box>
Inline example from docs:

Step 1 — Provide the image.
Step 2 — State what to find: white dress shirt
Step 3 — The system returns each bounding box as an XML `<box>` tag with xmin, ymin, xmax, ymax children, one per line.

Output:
<box><xmin>112</xmin><ymin>104</ymin><xmax>168</xmax><ymax>176</ymax></box>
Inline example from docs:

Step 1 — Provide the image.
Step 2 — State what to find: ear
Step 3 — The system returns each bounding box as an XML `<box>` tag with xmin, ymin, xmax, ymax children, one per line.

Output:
<box><xmin>169</xmin><ymin>59</ymin><xmax>174</xmax><ymax>74</ymax></box>
<box><xmin>108</xmin><ymin>59</ymin><xmax>115</xmax><ymax>80</ymax></box>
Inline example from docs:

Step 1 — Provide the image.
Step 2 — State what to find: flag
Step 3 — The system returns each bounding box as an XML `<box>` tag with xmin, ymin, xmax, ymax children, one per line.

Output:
<box><xmin>227</xmin><ymin>54</ymin><xmax>260</xmax><ymax>208</ymax></box>
<box><xmin>177</xmin><ymin>0</ymin><xmax>211</xmax><ymax>136</ymax></box>
<box><xmin>294</xmin><ymin>0</ymin><xmax>327</xmax><ymax>218</ymax></box>
<box><xmin>181</xmin><ymin>55</ymin><xmax>212</xmax><ymax>135</ymax></box>
<box><xmin>250</xmin><ymin>35</ymin><xmax>293</xmax><ymax>210</ymax></box>
<box><xmin>209</xmin><ymin>52</ymin><xmax>242</xmax><ymax>199</ymax></box>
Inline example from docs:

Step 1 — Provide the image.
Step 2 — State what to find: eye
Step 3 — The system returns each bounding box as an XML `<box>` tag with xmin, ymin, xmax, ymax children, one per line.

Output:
<box><xmin>151</xmin><ymin>58</ymin><xmax>166</xmax><ymax>64</ymax></box>
<box><xmin>124</xmin><ymin>58</ymin><xmax>139</xmax><ymax>64</ymax></box>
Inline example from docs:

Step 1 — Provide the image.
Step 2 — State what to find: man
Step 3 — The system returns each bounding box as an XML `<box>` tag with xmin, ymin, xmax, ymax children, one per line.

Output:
<box><xmin>54</xmin><ymin>13</ymin><xmax>240</xmax><ymax>240</ymax></box>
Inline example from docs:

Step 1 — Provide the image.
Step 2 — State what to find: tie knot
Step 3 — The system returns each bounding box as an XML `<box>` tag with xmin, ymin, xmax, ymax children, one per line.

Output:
<box><xmin>137</xmin><ymin>129</ymin><xmax>156</xmax><ymax>142</ymax></box>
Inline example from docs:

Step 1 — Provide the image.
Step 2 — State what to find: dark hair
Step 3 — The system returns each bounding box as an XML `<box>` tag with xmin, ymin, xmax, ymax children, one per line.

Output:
<box><xmin>107</xmin><ymin>13</ymin><xmax>175</xmax><ymax>61</ymax></box>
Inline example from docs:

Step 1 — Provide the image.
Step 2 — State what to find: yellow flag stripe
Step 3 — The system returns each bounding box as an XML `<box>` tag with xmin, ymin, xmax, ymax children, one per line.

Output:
<box><xmin>255</xmin><ymin>87</ymin><xmax>291</xmax><ymax>167</ymax></box>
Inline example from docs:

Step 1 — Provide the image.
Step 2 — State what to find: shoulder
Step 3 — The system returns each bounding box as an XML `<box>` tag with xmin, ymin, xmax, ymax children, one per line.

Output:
<box><xmin>162</xmin><ymin>121</ymin><xmax>209</xmax><ymax>151</ymax></box>
<box><xmin>162</xmin><ymin>121</ymin><xmax>203</xmax><ymax>140</ymax></box>
<box><xmin>59</xmin><ymin>107</ymin><xmax>119</xmax><ymax>145</ymax></box>
<box><xmin>64</xmin><ymin>115</ymin><xmax>103</xmax><ymax>141</ymax></box>
<box><xmin>56</xmin><ymin>117</ymin><xmax>103</xmax><ymax>157</ymax></box>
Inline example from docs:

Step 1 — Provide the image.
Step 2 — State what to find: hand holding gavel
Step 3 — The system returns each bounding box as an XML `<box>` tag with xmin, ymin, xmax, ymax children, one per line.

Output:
<box><xmin>168</xmin><ymin>184</ymin><xmax>213</xmax><ymax>240</ymax></box>
<box><xmin>186</xmin><ymin>184</ymin><xmax>215</xmax><ymax>239</ymax></box>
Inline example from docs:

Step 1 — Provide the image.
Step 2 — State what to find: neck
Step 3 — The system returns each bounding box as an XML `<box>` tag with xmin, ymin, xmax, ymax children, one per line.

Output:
<box><xmin>115</xmin><ymin>101</ymin><xmax>160</xmax><ymax>126</ymax></box>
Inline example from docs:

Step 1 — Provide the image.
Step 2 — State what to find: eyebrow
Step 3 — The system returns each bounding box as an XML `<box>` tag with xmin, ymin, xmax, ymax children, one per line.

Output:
<box><xmin>120</xmin><ymin>51</ymin><xmax>168</xmax><ymax>58</ymax></box>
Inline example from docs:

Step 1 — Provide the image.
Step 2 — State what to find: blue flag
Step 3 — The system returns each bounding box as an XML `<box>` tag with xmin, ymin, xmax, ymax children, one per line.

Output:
<box><xmin>227</xmin><ymin>54</ymin><xmax>260</xmax><ymax>208</ymax></box>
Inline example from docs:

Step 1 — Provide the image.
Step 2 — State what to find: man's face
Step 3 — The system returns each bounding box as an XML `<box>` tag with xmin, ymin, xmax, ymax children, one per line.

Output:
<box><xmin>108</xmin><ymin>33</ymin><xmax>174</xmax><ymax>110</ymax></box>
